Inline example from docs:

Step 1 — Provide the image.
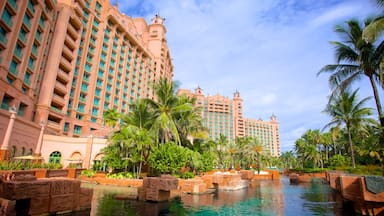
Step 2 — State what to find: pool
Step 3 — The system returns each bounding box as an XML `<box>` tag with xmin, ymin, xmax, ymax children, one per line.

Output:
<box><xmin>86</xmin><ymin>177</ymin><xmax>352</xmax><ymax>216</ymax></box>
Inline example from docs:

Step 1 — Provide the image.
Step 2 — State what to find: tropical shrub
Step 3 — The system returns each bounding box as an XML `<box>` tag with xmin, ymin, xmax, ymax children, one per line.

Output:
<box><xmin>81</xmin><ymin>170</ymin><xmax>96</xmax><ymax>178</ymax></box>
<box><xmin>106</xmin><ymin>172</ymin><xmax>134</xmax><ymax>179</ymax></box>
<box><xmin>148</xmin><ymin>142</ymin><xmax>189</xmax><ymax>175</ymax></box>
<box><xmin>180</xmin><ymin>171</ymin><xmax>194</xmax><ymax>179</ymax></box>
<box><xmin>329</xmin><ymin>154</ymin><xmax>350</xmax><ymax>167</ymax></box>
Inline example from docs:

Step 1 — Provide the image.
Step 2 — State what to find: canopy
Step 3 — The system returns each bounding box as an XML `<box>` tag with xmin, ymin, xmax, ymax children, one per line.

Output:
<box><xmin>13</xmin><ymin>155</ymin><xmax>44</xmax><ymax>160</ymax></box>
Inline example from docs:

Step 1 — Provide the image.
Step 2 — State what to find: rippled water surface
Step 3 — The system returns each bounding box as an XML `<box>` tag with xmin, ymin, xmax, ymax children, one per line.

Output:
<box><xmin>84</xmin><ymin>177</ymin><xmax>351</xmax><ymax>216</ymax></box>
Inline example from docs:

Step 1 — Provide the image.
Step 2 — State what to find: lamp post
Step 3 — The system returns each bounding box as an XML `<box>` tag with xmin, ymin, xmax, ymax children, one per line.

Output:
<box><xmin>34</xmin><ymin>120</ymin><xmax>46</xmax><ymax>156</ymax></box>
<box><xmin>0</xmin><ymin>106</ymin><xmax>17</xmax><ymax>161</ymax></box>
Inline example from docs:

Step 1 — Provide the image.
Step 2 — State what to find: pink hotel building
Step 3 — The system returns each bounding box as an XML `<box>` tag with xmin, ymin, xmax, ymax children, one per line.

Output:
<box><xmin>0</xmin><ymin>0</ymin><xmax>173</xmax><ymax>166</ymax></box>
<box><xmin>178</xmin><ymin>87</ymin><xmax>280</xmax><ymax>157</ymax></box>
<box><xmin>0</xmin><ymin>0</ymin><xmax>279</xmax><ymax>168</ymax></box>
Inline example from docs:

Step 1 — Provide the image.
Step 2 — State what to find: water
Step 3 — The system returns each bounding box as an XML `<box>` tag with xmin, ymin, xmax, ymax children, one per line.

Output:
<box><xmin>85</xmin><ymin>177</ymin><xmax>351</xmax><ymax>216</ymax></box>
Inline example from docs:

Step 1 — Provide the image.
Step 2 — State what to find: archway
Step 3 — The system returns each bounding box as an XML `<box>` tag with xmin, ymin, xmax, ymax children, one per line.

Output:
<box><xmin>49</xmin><ymin>151</ymin><xmax>62</xmax><ymax>164</ymax></box>
<box><xmin>67</xmin><ymin>152</ymin><xmax>83</xmax><ymax>168</ymax></box>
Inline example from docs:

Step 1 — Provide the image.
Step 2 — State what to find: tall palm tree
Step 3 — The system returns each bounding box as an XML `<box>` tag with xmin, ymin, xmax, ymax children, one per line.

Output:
<box><xmin>243</xmin><ymin>137</ymin><xmax>264</xmax><ymax>173</ymax></box>
<box><xmin>363</xmin><ymin>0</ymin><xmax>384</xmax><ymax>42</ymax></box>
<box><xmin>318</xmin><ymin>19</ymin><xmax>384</xmax><ymax>133</ymax></box>
<box><xmin>122</xmin><ymin>99</ymin><xmax>154</xmax><ymax>130</ymax></box>
<box><xmin>173</xmin><ymin>94</ymin><xmax>207</xmax><ymax>147</ymax></box>
<box><xmin>103</xmin><ymin>109</ymin><xmax>121</xmax><ymax>128</ymax></box>
<box><xmin>323</xmin><ymin>89</ymin><xmax>374</xmax><ymax>168</ymax></box>
<box><xmin>145</xmin><ymin>78</ymin><xmax>193</xmax><ymax>145</ymax></box>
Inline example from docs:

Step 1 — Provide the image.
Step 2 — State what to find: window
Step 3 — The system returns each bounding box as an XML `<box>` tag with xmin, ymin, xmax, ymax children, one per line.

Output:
<box><xmin>49</xmin><ymin>151</ymin><xmax>62</xmax><ymax>164</ymax></box>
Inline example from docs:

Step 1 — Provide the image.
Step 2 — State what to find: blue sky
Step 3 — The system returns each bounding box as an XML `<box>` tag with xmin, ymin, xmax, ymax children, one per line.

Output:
<box><xmin>115</xmin><ymin>0</ymin><xmax>383</xmax><ymax>152</ymax></box>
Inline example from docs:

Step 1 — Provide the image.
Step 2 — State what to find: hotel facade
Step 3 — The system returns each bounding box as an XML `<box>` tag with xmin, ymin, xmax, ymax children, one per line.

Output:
<box><xmin>0</xmin><ymin>0</ymin><xmax>173</xmax><ymax>164</ymax></box>
<box><xmin>178</xmin><ymin>87</ymin><xmax>280</xmax><ymax>157</ymax></box>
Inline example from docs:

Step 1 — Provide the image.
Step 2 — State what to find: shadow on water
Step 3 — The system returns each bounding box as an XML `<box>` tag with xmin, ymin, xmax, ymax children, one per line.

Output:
<box><xmin>89</xmin><ymin>177</ymin><xmax>355</xmax><ymax>216</ymax></box>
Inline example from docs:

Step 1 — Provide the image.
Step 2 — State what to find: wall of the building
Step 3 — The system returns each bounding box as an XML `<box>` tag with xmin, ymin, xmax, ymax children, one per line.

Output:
<box><xmin>41</xmin><ymin>134</ymin><xmax>107</xmax><ymax>169</ymax></box>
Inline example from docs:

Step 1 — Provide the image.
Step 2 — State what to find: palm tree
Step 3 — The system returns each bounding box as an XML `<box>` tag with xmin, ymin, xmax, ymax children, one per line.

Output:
<box><xmin>318</xmin><ymin>19</ymin><xmax>384</xmax><ymax>134</ymax></box>
<box><xmin>363</xmin><ymin>0</ymin><xmax>384</xmax><ymax>42</ymax></box>
<box><xmin>103</xmin><ymin>109</ymin><xmax>121</xmax><ymax>128</ymax></box>
<box><xmin>279</xmin><ymin>151</ymin><xmax>296</xmax><ymax>170</ymax></box>
<box><xmin>145</xmin><ymin>78</ymin><xmax>193</xmax><ymax>145</ymax></box>
<box><xmin>122</xmin><ymin>99</ymin><xmax>154</xmax><ymax>130</ymax></box>
<box><xmin>173</xmin><ymin>94</ymin><xmax>207</xmax><ymax>147</ymax></box>
<box><xmin>294</xmin><ymin>130</ymin><xmax>323</xmax><ymax>168</ymax></box>
<box><xmin>243</xmin><ymin>137</ymin><xmax>264</xmax><ymax>173</ymax></box>
<box><xmin>323</xmin><ymin>89</ymin><xmax>374</xmax><ymax>168</ymax></box>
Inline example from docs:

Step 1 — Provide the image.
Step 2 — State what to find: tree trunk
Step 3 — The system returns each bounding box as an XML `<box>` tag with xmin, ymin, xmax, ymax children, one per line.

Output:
<box><xmin>347</xmin><ymin>126</ymin><xmax>356</xmax><ymax>168</ymax></box>
<box><xmin>368</xmin><ymin>77</ymin><xmax>384</xmax><ymax>175</ymax></box>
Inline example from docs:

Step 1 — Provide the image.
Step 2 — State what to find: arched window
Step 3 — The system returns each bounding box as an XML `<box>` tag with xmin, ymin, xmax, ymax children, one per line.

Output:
<box><xmin>49</xmin><ymin>151</ymin><xmax>62</xmax><ymax>164</ymax></box>
<box><xmin>29</xmin><ymin>148</ymin><xmax>33</xmax><ymax>155</ymax></box>
<box><xmin>21</xmin><ymin>147</ymin><xmax>25</xmax><ymax>156</ymax></box>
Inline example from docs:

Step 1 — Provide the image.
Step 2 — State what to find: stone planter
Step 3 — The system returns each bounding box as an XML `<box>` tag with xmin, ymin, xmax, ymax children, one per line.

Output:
<box><xmin>46</xmin><ymin>169</ymin><xmax>69</xmax><ymax>178</ymax></box>
<box><xmin>67</xmin><ymin>168</ymin><xmax>85</xmax><ymax>179</ymax></box>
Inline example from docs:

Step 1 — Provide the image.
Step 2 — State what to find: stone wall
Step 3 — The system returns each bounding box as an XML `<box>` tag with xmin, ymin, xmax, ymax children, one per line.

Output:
<box><xmin>0</xmin><ymin>176</ymin><xmax>92</xmax><ymax>215</ymax></box>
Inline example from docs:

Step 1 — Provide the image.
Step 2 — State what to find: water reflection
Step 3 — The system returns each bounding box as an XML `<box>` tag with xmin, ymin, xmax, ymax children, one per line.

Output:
<box><xmin>85</xmin><ymin>177</ymin><xmax>349</xmax><ymax>216</ymax></box>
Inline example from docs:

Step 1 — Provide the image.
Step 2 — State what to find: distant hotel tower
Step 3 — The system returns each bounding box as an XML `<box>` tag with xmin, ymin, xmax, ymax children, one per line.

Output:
<box><xmin>178</xmin><ymin>87</ymin><xmax>280</xmax><ymax>157</ymax></box>
<box><xmin>0</xmin><ymin>0</ymin><xmax>173</xmax><ymax>159</ymax></box>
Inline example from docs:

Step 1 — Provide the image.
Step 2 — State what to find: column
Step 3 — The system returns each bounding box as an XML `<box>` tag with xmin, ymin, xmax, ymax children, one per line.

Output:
<box><xmin>0</xmin><ymin>107</ymin><xmax>17</xmax><ymax>161</ymax></box>
<box><xmin>35</xmin><ymin>6</ymin><xmax>73</xmax><ymax>122</ymax></box>
<box><xmin>34</xmin><ymin>121</ymin><xmax>46</xmax><ymax>156</ymax></box>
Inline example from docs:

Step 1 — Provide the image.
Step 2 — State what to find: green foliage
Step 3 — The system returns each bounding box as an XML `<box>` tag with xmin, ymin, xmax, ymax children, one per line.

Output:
<box><xmin>106</xmin><ymin>172</ymin><xmax>134</xmax><ymax>179</ymax></box>
<box><xmin>0</xmin><ymin>161</ymin><xmax>62</xmax><ymax>170</ymax></box>
<box><xmin>200</xmin><ymin>151</ymin><xmax>215</xmax><ymax>172</ymax></box>
<box><xmin>148</xmin><ymin>142</ymin><xmax>189</xmax><ymax>175</ymax></box>
<box><xmin>291</xmin><ymin>167</ymin><xmax>329</xmax><ymax>173</ymax></box>
<box><xmin>329</xmin><ymin>154</ymin><xmax>350</xmax><ymax>167</ymax></box>
<box><xmin>81</xmin><ymin>170</ymin><xmax>96</xmax><ymax>178</ymax></box>
<box><xmin>180</xmin><ymin>171</ymin><xmax>195</xmax><ymax>179</ymax></box>
<box><xmin>344</xmin><ymin>165</ymin><xmax>382</xmax><ymax>176</ymax></box>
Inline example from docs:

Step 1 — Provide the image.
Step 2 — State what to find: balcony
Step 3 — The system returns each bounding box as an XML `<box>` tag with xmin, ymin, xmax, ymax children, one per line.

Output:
<box><xmin>81</xmin><ymin>85</ymin><xmax>87</xmax><ymax>92</ymax></box>
<box><xmin>62</xmin><ymin>46</ymin><xmax>73</xmax><ymax>60</ymax></box>
<box><xmin>23</xmin><ymin>16</ymin><xmax>31</xmax><ymax>29</ymax></box>
<box><xmin>27</xmin><ymin>2</ymin><xmax>35</xmax><ymax>14</ymax></box>
<box><xmin>35</xmin><ymin>32</ymin><xmax>42</xmax><ymax>43</ymax></box>
<box><xmin>1</xmin><ymin>11</ymin><xmax>13</xmax><ymax>28</ymax></box>
<box><xmin>23</xmin><ymin>77</ymin><xmax>31</xmax><ymax>86</ymax></box>
<box><xmin>9</xmin><ymin>65</ymin><xmax>18</xmax><ymax>76</ymax></box>
<box><xmin>82</xmin><ymin>76</ymin><xmax>89</xmax><ymax>83</ymax></box>
<box><xmin>31</xmin><ymin>45</ymin><xmax>38</xmax><ymax>57</ymax></box>
<box><xmin>52</xmin><ymin>94</ymin><xmax>65</xmax><ymax>106</ymax></box>
<box><xmin>65</xmin><ymin>35</ymin><xmax>76</xmax><ymax>50</ymax></box>
<box><xmin>55</xmin><ymin>81</ymin><xmax>67</xmax><ymax>94</ymax></box>
<box><xmin>60</xmin><ymin>57</ymin><xmax>72</xmax><ymax>71</ymax></box>
<box><xmin>79</xmin><ymin>97</ymin><xmax>86</xmax><ymax>103</ymax></box>
<box><xmin>39</xmin><ymin>18</ymin><xmax>45</xmax><ymax>29</ymax></box>
<box><xmin>14</xmin><ymin>49</ymin><xmax>22</xmax><ymax>60</ymax></box>
<box><xmin>0</xmin><ymin>35</ymin><xmax>7</xmax><ymax>46</ymax></box>
<box><xmin>47</xmin><ymin>120</ymin><xmax>61</xmax><ymax>131</ymax></box>
<box><xmin>7</xmin><ymin>0</ymin><xmax>18</xmax><ymax>11</ymax></box>
<box><xmin>57</xmin><ymin>70</ymin><xmax>69</xmax><ymax>82</ymax></box>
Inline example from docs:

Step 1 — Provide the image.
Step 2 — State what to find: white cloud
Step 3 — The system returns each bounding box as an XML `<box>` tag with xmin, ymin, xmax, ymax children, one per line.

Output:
<box><xmin>118</xmin><ymin>0</ymin><xmax>380</xmax><ymax>153</ymax></box>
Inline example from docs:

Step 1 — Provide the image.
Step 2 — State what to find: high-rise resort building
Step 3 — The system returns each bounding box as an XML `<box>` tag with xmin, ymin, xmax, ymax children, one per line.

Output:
<box><xmin>0</xmin><ymin>0</ymin><xmax>173</xmax><ymax>162</ymax></box>
<box><xmin>178</xmin><ymin>87</ymin><xmax>280</xmax><ymax>157</ymax></box>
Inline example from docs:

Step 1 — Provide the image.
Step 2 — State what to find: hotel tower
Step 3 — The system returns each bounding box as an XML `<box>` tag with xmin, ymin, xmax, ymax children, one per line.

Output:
<box><xmin>178</xmin><ymin>87</ymin><xmax>280</xmax><ymax>157</ymax></box>
<box><xmin>0</xmin><ymin>0</ymin><xmax>173</xmax><ymax>160</ymax></box>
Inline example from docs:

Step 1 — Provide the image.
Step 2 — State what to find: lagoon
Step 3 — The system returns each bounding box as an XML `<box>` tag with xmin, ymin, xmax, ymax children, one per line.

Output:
<box><xmin>85</xmin><ymin>177</ymin><xmax>352</xmax><ymax>216</ymax></box>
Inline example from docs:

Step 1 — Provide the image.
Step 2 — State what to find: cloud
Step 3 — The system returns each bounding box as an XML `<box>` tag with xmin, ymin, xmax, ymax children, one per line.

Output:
<box><xmin>309</xmin><ymin>3</ymin><xmax>366</xmax><ymax>28</ymax></box>
<box><xmin>118</xmin><ymin>0</ymin><xmax>380</xmax><ymax>153</ymax></box>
